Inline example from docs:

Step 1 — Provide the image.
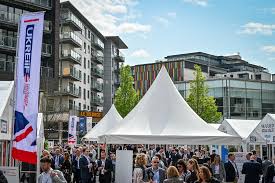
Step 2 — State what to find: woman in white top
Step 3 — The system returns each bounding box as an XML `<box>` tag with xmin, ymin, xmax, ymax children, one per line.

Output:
<box><xmin>210</xmin><ymin>155</ymin><xmax>226</xmax><ymax>182</ymax></box>
<box><xmin>133</xmin><ymin>153</ymin><xmax>147</xmax><ymax>183</ymax></box>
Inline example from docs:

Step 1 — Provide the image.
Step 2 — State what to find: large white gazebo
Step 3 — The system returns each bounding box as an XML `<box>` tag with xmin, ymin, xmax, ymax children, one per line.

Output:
<box><xmin>99</xmin><ymin>67</ymin><xmax>241</xmax><ymax>145</ymax></box>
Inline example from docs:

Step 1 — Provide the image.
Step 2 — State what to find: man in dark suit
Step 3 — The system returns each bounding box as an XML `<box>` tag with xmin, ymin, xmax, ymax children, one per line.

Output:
<box><xmin>241</xmin><ymin>155</ymin><xmax>263</xmax><ymax>183</ymax></box>
<box><xmin>144</xmin><ymin>156</ymin><xmax>166</xmax><ymax>183</ymax></box>
<box><xmin>79</xmin><ymin>148</ymin><xmax>93</xmax><ymax>183</ymax></box>
<box><xmin>52</xmin><ymin>148</ymin><xmax>64</xmax><ymax>170</ymax></box>
<box><xmin>252</xmin><ymin>150</ymin><xmax>263</xmax><ymax>166</ymax></box>
<box><xmin>224</xmin><ymin>153</ymin><xmax>239</xmax><ymax>183</ymax></box>
<box><xmin>262</xmin><ymin>156</ymin><xmax>272</xmax><ymax>183</ymax></box>
<box><xmin>97</xmin><ymin>150</ymin><xmax>113</xmax><ymax>183</ymax></box>
<box><xmin>265</xmin><ymin>163</ymin><xmax>275</xmax><ymax>183</ymax></box>
<box><xmin>72</xmin><ymin>148</ymin><xmax>82</xmax><ymax>183</ymax></box>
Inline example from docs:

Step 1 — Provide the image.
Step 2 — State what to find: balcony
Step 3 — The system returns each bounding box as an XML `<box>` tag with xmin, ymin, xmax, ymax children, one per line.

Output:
<box><xmin>91</xmin><ymin>55</ymin><xmax>104</xmax><ymax>64</ymax></box>
<box><xmin>91</xmin><ymin>96</ymin><xmax>104</xmax><ymax>106</ymax></box>
<box><xmin>15</xmin><ymin>0</ymin><xmax>52</xmax><ymax>10</ymax></box>
<box><xmin>62</xmin><ymin>67</ymin><xmax>81</xmax><ymax>81</ymax></box>
<box><xmin>60</xmin><ymin>32</ymin><xmax>82</xmax><ymax>48</ymax></box>
<box><xmin>92</xmin><ymin>40</ymin><xmax>104</xmax><ymax>51</ymax></box>
<box><xmin>0</xmin><ymin>11</ymin><xmax>52</xmax><ymax>33</ymax></box>
<box><xmin>0</xmin><ymin>35</ymin><xmax>17</xmax><ymax>51</ymax></box>
<box><xmin>40</xmin><ymin>66</ymin><xmax>53</xmax><ymax>78</ymax></box>
<box><xmin>114</xmin><ymin>50</ymin><xmax>125</xmax><ymax>62</ymax></box>
<box><xmin>91</xmin><ymin>66</ymin><xmax>103</xmax><ymax>78</ymax></box>
<box><xmin>61</xmin><ymin>11</ymin><xmax>83</xmax><ymax>31</ymax></box>
<box><xmin>42</xmin><ymin>43</ymin><xmax>52</xmax><ymax>57</ymax></box>
<box><xmin>91</xmin><ymin>81</ymin><xmax>103</xmax><ymax>92</ymax></box>
<box><xmin>61</xmin><ymin>86</ymin><xmax>80</xmax><ymax>98</ymax></box>
<box><xmin>60</xmin><ymin>49</ymin><xmax>81</xmax><ymax>65</ymax></box>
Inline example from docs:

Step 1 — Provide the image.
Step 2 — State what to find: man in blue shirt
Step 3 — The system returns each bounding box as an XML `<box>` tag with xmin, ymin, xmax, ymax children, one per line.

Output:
<box><xmin>145</xmin><ymin>156</ymin><xmax>166</xmax><ymax>183</ymax></box>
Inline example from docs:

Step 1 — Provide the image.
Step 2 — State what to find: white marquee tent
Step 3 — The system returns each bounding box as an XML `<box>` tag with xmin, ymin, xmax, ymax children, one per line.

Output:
<box><xmin>83</xmin><ymin>104</ymin><xmax>122</xmax><ymax>141</ymax></box>
<box><xmin>98</xmin><ymin>67</ymin><xmax>241</xmax><ymax>145</ymax></box>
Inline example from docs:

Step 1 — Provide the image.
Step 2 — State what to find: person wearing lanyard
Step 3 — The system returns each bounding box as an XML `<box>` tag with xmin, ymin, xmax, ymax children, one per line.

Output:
<box><xmin>38</xmin><ymin>157</ymin><xmax>67</xmax><ymax>183</ymax></box>
<box><xmin>145</xmin><ymin>156</ymin><xmax>166</xmax><ymax>183</ymax></box>
<box><xmin>80</xmin><ymin>148</ymin><xmax>94</xmax><ymax>183</ymax></box>
<box><xmin>73</xmin><ymin>148</ymin><xmax>82</xmax><ymax>183</ymax></box>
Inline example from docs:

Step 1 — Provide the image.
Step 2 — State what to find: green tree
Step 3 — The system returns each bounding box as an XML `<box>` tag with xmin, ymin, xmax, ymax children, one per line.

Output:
<box><xmin>187</xmin><ymin>65</ymin><xmax>222</xmax><ymax>123</ymax></box>
<box><xmin>115</xmin><ymin>65</ymin><xmax>139</xmax><ymax>117</ymax></box>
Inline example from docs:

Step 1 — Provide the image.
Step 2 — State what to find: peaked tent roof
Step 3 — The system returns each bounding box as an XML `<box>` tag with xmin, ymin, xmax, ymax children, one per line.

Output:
<box><xmin>98</xmin><ymin>67</ymin><xmax>241</xmax><ymax>145</ymax></box>
<box><xmin>219</xmin><ymin>119</ymin><xmax>263</xmax><ymax>141</ymax></box>
<box><xmin>253</xmin><ymin>113</ymin><xmax>275</xmax><ymax>144</ymax></box>
<box><xmin>0</xmin><ymin>81</ymin><xmax>14</xmax><ymax>117</ymax></box>
<box><xmin>83</xmin><ymin>104</ymin><xmax>122</xmax><ymax>141</ymax></box>
<box><xmin>209</xmin><ymin>124</ymin><xmax>221</xmax><ymax>130</ymax></box>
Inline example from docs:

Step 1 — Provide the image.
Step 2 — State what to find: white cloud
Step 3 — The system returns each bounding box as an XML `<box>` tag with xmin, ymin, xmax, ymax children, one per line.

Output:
<box><xmin>64</xmin><ymin>0</ymin><xmax>150</xmax><ymax>36</ymax></box>
<box><xmin>183</xmin><ymin>0</ymin><xmax>208</xmax><ymax>7</ymax></box>
<box><xmin>153</xmin><ymin>16</ymin><xmax>169</xmax><ymax>26</ymax></box>
<box><xmin>131</xmin><ymin>49</ymin><xmax>150</xmax><ymax>58</ymax></box>
<box><xmin>167</xmin><ymin>12</ymin><xmax>177</xmax><ymax>18</ymax></box>
<box><xmin>240</xmin><ymin>22</ymin><xmax>275</xmax><ymax>35</ymax></box>
<box><xmin>262</xmin><ymin>45</ymin><xmax>275</xmax><ymax>53</ymax></box>
<box><xmin>117</xmin><ymin>22</ymin><xmax>151</xmax><ymax>33</ymax></box>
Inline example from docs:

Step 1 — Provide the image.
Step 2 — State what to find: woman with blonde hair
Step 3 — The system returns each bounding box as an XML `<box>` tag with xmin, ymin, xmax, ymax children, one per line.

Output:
<box><xmin>210</xmin><ymin>155</ymin><xmax>226</xmax><ymax>182</ymax></box>
<box><xmin>164</xmin><ymin>166</ymin><xmax>184</xmax><ymax>183</ymax></box>
<box><xmin>186</xmin><ymin>158</ymin><xmax>200</xmax><ymax>183</ymax></box>
<box><xmin>133</xmin><ymin>153</ymin><xmax>147</xmax><ymax>183</ymax></box>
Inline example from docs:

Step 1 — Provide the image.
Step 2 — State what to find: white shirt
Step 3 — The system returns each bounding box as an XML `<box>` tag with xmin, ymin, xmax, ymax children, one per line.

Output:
<box><xmin>214</xmin><ymin>164</ymin><xmax>220</xmax><ymax>174</ymax></box>
<box><xmin>273</xmin><ymin>175</ymin><xmax>275</xmax><ymax>182</ymax></box>
<box><xmin>54</xmin><ymin>156</ymin><xmax>60</xmax><ymax>169</ymax></box>
<box><xmin>41</xmin><ymin>169</ymin><xmax>53</xmax><ymax>183</ymax></box>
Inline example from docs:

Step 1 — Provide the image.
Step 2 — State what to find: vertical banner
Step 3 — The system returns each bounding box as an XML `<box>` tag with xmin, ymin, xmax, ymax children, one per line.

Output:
<box><xmin>68</xmin><ymin>116</ymin><xmax>78</xmax><ymax>146</ymax></box>
<box><xmin>79</xmin><ymin>117</ymin><xmax>87</xmax><ymax>136</ymax></box>
<box><xmin>12</xmin><ymin>12</ymin><xmax>44</xmax><ymax>164</ymax></box>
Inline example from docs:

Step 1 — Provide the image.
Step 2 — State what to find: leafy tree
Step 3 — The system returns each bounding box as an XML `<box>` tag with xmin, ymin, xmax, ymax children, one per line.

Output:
<box><xmin>187</xmin><ymin>65</ymin><xmax>222</xmax><ymax>123</ymax></box>
<box><xmin>115</xmin><ymin>65</ymin><xmax>139</xmax><ymax>117</ymax></box>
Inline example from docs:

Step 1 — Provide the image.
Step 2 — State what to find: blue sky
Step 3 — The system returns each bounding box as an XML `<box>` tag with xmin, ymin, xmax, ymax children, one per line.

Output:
<box><xmin>70</xmin><ymin>0</ymin><xmax>275</xmax><ymax>72</ymax></box>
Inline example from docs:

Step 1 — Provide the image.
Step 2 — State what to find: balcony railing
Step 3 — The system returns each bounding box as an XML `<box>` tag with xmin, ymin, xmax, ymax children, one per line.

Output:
<box><xmin>91</xmin><ymin>96</ymin><xmax>104</xmax><ymax>106</ymax></box>
<box><xmin>60</xmin><ymin>32</ymin><xmax>82</xmax><ymax>47</ymax></box>
<box><xmin>61</xmin><ymin>11</ymin><xmax>83</xmax><ymax>31</ymax></box>
<box><xmin>91</xmin><ymin>55</ymin><xmax>104</xmax><ymax>64</ymax></box>
<box><xmin>91</xmin><ymin>66</ymin><xmax>103</xmax><ymax>78</ymax></box>
<box><xmin>91</xmin><ymin>81</ymin><xmax>103</xmax><ymax>92</ymax></box>
<box><xmin>42</xmin><ymin>43</ymin><xmax>52</xmax><ymax>56</ymax></box>
<box><xmin>62</xmin><ymin>67</ymin><xmax>81</xmax><ymax>81</ymax></box>
<box><xmin>61</xmin><ymin>86</ymin><xmax>80</xmax><ymax>98</ymax></box>
<box><xmin>41</xmin><ymin>66</ymin><xmax>53</xmax><ymax>78</ymax></box>
<box><xmin>61</xmin><ymin>49</ymin><xmax>81</xmax><ymax>65</ymax></box>
<box><xmin>19</xmin><ymin>0</ymin><xmax>51</xmax><ymax>8</ymax></box>
<box><xmin>0</xmin><ymin>35</ymin><xmax>17</xmax><ymax>49</ymax></box>
<box><xmin>92</xmin><ymin>39</ymin><xmax>104</xmax><ymax>50</ymax></box>
<box><xmin>114</xmin><ymin>50</ymin><xmax>125</xmax><ymax>62</ymax></box>
<box><xmin>0</xmin><ymin>11</ymin><xmax>52</xmax><ymax>32</ymax></box>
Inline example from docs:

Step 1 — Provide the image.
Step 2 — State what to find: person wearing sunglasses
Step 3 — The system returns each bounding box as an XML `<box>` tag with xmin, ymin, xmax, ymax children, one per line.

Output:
<box><xmin>177</xmin><ymin>159</ymin><xmax>191</xmax><ymax>182</ymax></box>
<box><xmin>144</xmin><ymin>156</ymin><xmax>166</xmax><ymax>183</ymax></box>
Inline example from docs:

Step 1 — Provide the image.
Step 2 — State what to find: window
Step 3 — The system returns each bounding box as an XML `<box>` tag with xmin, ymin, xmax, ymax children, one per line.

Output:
<box><xmin>79</xmin><ymin>86</ymin><xmax>81</xmax><ymax>97</ymax></box>
<box><xmin>88</xmin><ymin>106</ymin><xmax>90</xmax><ymax>110</ymax></box>
<box><xmin>88</xmin><ymin>60</ymin><xmax>90</xmax><ymax>69</ymax></box>
<box><xmin>84</xmin><ymin>88</ymin><xmax>86</xmax><ymax>99</ymax></box>
<box><xmin>87</xmin><ymin>90</ymin><xmax>89</xmax><ymax>99</ymax></box>
<box><xmin>83</xmin><ymin>104</ymin><xmax>86</xmax><ymax>110</ymax></box>
<box><xmin>84</xmin><ymin>58</ymin><xmax>86</xmax><ymax>69</ymax></box>
<box><xmin>88</xmin><ymin>30</ymin><xmax>91</xmax><ymax>39</ymax></box>
<box><xmin>88</xmin><ymin>45</ymin><xmax>90</xmax><ymax>54</ymax></box>
<box><xmin>69</xmin><ymin>100</ymin><xmax>73</xmax><ymax>110</ymax></box>
<box><xmin>84</xmin><ymin>42</ymin><xmax>86</xmax><ymax>53</ymax></box>
<box><xmin>79</xmin><ymin>103</ymin><xmax>81</xmax><ymax>110</ymax></box>
<box><xmin>88</xmin><ymin>75</ymin><xmax>89</xmax><ymax>83</ymax></box>
<box><xmin>84</xmin><ymin>73</ymin><xmax>86</xmax><ymax>84</ymax></box>
<box><xmin>84</xmin><ymin>27</ymin><xmax>87</xmax><ymax>37</ymax></box>
<box><xmin>47</xmin><ymin>99</ymin><xmax>54</xmax><ymax>111</ymax></box>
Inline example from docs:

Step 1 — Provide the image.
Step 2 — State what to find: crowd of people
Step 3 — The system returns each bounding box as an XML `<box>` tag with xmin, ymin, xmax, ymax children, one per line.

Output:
<box><xmin>33</xmin><ymin>144</ymin><xmax>275</xmax><ymax>183</ymax></box>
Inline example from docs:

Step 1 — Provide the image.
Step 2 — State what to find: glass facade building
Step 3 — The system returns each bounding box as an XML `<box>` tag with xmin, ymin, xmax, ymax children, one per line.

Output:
<box><xmin>176</xmin><ymin>78</ymin><xmax>275</xmax><ymax>120</ymax></box>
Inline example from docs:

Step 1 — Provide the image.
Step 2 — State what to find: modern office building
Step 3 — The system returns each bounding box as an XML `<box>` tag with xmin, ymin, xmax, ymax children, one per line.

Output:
<box><xmin>0</xmin><ymin>0</ymin><xmax>60</xmax><ymax>92</ymax></box>
<box><xmin>132</xmin><ymin>52</ymin><xmax>275</xmax><ymax>120</ymax></box>
<box><xmin>45</xmin><ymin>1</ymin><xmax>105</xmax><ymax>142</ymax></box>
<box><xmin>132</xmin><ymin>52</ymin><xmax>270</xmax><ymax>96</ymax></box>
<box><xmin>103</xmin><ymin>36</ymin><xmax>127</xmax><ymax>114</ymax></box>
<box><xmin>175</xmin><ymin>78</ymin><xmax>275</xmax><ymax>120</ymax></box>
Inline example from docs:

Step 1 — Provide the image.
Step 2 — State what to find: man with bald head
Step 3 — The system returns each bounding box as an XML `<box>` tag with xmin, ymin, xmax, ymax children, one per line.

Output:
<box><xmin>241</xmin><ymin>154</ymin><xmax>263</xmax><ymax>183</ymax></box>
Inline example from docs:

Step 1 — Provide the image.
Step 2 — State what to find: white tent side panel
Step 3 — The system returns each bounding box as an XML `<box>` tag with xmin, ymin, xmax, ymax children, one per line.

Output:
<box><xmin>254</xmin><ymin>114</ymin><xmax>275</xmax><ymax>144</ymax></box>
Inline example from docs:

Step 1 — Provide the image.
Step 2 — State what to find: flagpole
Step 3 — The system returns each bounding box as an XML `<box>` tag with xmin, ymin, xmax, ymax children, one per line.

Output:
<box><xmin>10</xmin><ymin>13</ymin><xmax>21</xmax><ymax>168</ymax></box>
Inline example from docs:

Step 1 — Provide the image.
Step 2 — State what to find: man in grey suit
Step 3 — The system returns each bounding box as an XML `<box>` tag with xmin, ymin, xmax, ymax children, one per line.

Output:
<box><xmin>38</xmin><ymin>157</ymin><xmax>67</xmax><ymax>183</ymax></box>
<box><xmin>144</xmin><ymin>156</ymin><xmax>166</xmax><ymax>183</ymax></box>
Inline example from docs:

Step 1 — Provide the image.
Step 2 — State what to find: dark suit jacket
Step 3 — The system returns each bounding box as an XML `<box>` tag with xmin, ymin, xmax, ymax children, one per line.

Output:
<box><xmin>224</xmin><ymin>161</ymin><xmax>237</xmax><ymax>182</ymax></box>
<box><xmin>265</xmin><ymin>164</ymin><xmax>275</xmax><ymax>183</ymax></box>
<box><xmin>242</xmin><ymin>160</ymin><xmax>263</xmax><ymax>183</ymax></box>
<box><xmin>97</xmin><ymin>158</ymin><xmax>113</xmax><ymax>183</ymax></box>
<box><xmin>144</xmin><ymin>167</ymin><xmax>166</xmax><ymax>183</ymax></box>
<box><xmin>186</xmin><ymin>171</ymin><xmax>198</xmax><ymax>183</ymax></box>
<box><xmin>51</xmin><ymin>155</ymin><xmax>64</xmax><ymax>169</ymax></box>
<box><xmin>79</xmin><ymin>155</ymin><xmax>92</xmax><ymax>182</ymax></box>
<box><xmin>72</xmin><ymin>155</ymin><xmax>81</xmax><ymax>173</ymax></box>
